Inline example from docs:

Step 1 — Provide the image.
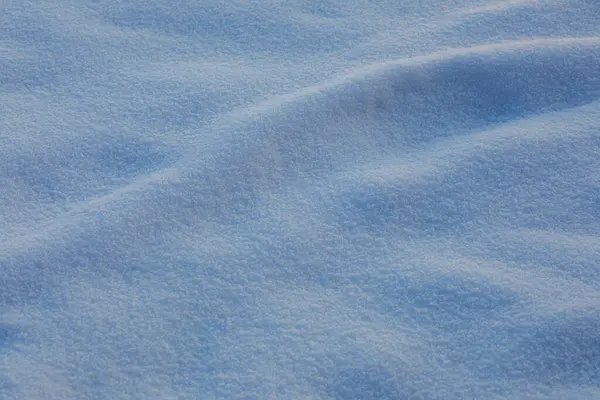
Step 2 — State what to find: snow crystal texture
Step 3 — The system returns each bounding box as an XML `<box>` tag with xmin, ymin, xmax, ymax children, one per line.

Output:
<box><xmin>1</xmin><ymin>1</ymin><xmax>600</xmax><ymax>399</ymax></box>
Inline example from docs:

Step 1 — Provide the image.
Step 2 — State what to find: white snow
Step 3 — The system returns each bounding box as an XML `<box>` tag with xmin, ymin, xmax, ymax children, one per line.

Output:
<box><xmin>1</xmin><ymin>1</ymin><xmax>599</xmax><ymax>399</ymax></box>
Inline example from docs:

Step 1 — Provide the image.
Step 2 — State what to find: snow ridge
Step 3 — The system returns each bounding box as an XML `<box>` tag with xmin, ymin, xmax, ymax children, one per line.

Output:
<box><xmin>1</xmin><ymin>1</ymin><xmax>600</xmax><ymax>399</ymax></box>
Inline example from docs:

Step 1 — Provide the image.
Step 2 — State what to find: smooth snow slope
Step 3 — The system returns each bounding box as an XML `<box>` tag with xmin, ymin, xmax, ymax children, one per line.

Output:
<box><xmin>1</xmin><ymin>1</ymin><xmax>600</xmax><ymax>399</ymax></box>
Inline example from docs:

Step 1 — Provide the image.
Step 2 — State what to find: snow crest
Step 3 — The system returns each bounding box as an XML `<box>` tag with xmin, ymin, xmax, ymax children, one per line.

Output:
<box><xmin>2</xmin><ymin>1</ymin><xmax>600</xmax><ymax>399</ymax></box>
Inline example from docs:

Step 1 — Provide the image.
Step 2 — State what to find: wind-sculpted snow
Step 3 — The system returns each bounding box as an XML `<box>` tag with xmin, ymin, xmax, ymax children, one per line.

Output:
<box><xmin>1</xmin><ymin>1</ymin><xmax>600</xmax><ymax>399</ymax></box>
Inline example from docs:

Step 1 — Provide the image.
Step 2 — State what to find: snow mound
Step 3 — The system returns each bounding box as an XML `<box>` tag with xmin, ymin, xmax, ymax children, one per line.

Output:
<box><xmin>1</xmin><ymin>1</ymin><xmax>599</xmax><ymax>399</ymax></box>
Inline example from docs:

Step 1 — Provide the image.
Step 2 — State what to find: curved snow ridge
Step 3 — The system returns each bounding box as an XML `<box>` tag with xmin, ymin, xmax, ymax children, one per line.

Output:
<box><xmin>2</xmin><ymin>36</ymin><xmax>599</xmax><ymax>292</ymax></box>
<box><xmin>2</xmin><ymin>33</ymin><xmax>600</xmax><ymax>400</ymax></box>
<box><xmin>179</xmin><ymin>36</ymin><xmax>600</xmax><ymax>169</ymax></box>
<box><xmin>192</xmin><ymin>36</ymin><xmax>600</xmax><ymax>146</ymax></box>
<box><xmin>4</xmin><ymin>37</ymin><xmax>600</xmax><ymax>258</ymax></box>
<box><xmin>3</xmin><ymin>0</ymin><xmax>600</xmax><ymax>398</ymax></box>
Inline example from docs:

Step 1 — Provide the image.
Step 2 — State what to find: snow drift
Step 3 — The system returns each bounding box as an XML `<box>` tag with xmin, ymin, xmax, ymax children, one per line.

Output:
<box><xmin>1</xmin><ymin>1</ymin><xmax>599</xmax><ymax>399</ymax></box>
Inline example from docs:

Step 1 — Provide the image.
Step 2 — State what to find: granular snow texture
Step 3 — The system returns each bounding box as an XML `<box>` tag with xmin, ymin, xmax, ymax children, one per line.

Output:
<box><xmin>1</xmin><ymin>1</ymin><xmax>600</xmax><ymax>399</ymax></box>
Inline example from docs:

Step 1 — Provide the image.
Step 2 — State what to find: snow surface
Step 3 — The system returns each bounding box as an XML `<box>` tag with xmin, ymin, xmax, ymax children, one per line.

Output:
<box><xmin>1</xmin><ymin>1</ymin><xmax>600</xmax><ymax>399</ymax></box>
